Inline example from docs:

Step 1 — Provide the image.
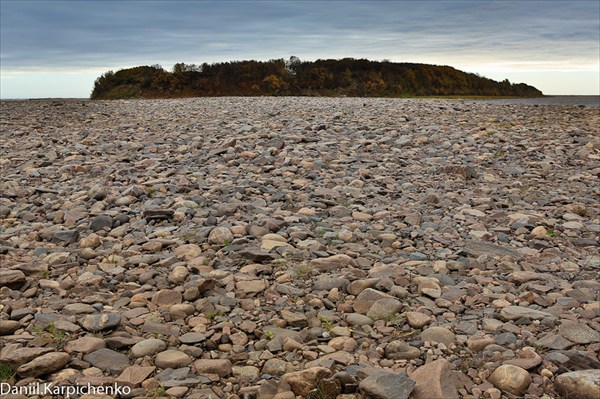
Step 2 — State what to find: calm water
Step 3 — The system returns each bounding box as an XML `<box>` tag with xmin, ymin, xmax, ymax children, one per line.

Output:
<box><xmin>476</xmin><ymin>95</ymin><xmax>600</xmax><ymax>107</ymax></box>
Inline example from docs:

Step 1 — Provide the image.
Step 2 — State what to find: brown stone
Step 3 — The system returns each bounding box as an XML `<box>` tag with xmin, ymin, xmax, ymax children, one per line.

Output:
<box><xmin>411</xmin><ymin>359</ymin><xmax>459</xmax><ymax>399</ymax></box>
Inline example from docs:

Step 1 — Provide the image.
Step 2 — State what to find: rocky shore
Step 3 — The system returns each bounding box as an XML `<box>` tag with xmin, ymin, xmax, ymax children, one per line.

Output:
<box><xmin>1</xmin><ymin>97</ymin><xmax>598</xmax><ymax>399</ymax></box>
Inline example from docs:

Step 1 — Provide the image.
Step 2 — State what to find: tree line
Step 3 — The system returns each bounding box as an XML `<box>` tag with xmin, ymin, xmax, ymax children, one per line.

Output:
<box><xmin>91</xmin><ymin>57</ymin><xmax>543</xmax><ymax>99</ymax></box>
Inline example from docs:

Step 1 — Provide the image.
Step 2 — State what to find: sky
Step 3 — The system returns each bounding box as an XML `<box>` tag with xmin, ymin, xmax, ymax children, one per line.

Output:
<box><xmin>1</xmin><ymin>0</ymin><xmax>599</xmax><ymax>98</ymax></box>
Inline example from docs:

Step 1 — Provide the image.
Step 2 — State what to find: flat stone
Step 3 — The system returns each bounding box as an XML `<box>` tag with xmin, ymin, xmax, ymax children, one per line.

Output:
<box><xmin>385</xmin><ymin>340</ymin><xmax>420</xmax><ymax>360</ymax></box>
<box><xmin>115</xmin><ymin>366</ymin><xmax>156</xmax><ymax>388</ymax></box>
<box><xmin>79</xmin><ymin>313</ymin><xmax>121</xmax><ymax>332</ymax></box>
<box><xmin>155</xmin><ymin>350</ymin><xmax>192</xmax><ymax>369</ymax></box>
<box><xmin>1</xmin><ymin>346</ymin><xmax>54</xmax><ymax>366</ymax></box>
<box><xmin>83</xmin><ymin>348</ymin><xmax>130</xmax><ymax>373</ymax></box>
<box><xmin>554</xmin><ymin>370</ymin><xmax>600</xmax><ymax>399</ymax></box>
<box><xmin>463</xmin><ymin>241</ymin><xmax>522</xmax><ymax>260</ymax></box>
<box><xmin>411</xmin><ymin>359</ymin><xmax>458</xmax><ymax>399</ymax></box>
<box><xmin>0</xmin><ymin>320</ymin><xmax>21</xmax><ymax>335</ymax></box>
<box><xmin>64</xmin><ymin>336</ymin><xmax>106</xmax><ymax>354</ymax></box>
<box><xmin>0</xmin><ymin>269</ymin><xmax>26</xmax><ymax>289</ymax></box>
<box><xmin>366</xmin><ymin>298</ymin><xmax>403</xmax><ymax>321</ymax></box>
<box><xmin>151</xmin><ymin>289</ymin><xmax>182</xmax><ymax>306</ymax></box>
<box><xmin>353</xmin><ymin>288</ymin><xmax>396</xmax><ymax>314</ymax></box>
<box><xmin>309</xmin><ymin>254</ymin><xmax>354</xmax><ymax>271</ymax></box>
<box><xmin>534</xmin><ymin>334</ymin><xmax>573</xmax><ymax>350</ymax></box>
<box><xmin>421</xmin><ymin>327</ymin><xmax>456</xmax><ymax>346</ymax></box>
<box><xmin>17</xmin><ymin>352</ymin><xmax>71</xmax><ymax>378</ymax></box>
<box><xmin>193</xmin><ymin>359</ymin><xmax>232</xmax><ymax>377</ymax></box>
<box><xmin>130</xmin><ymin>338</ymin><xmax>167</xmax><ymax>358</ymax></box>
<box><xmin>499</xmin><ymin>306</ymin><xmax>553</xmax><ymax>321</ymax></box>
<box><xmin>280</xmin><ymin>309</ymin><xmax>308</xmax><ymax>328</ymax></box>
<box><xmin>235</xmin><ymin>279</ymin><xmax>267</xmax><ymax>295</ymax></box>
<box><xmin>282</xmin><ymin>367</ymin><xmax>333</xmax><ymax>397</ymax></box>
<box><xmin>558</xmin><ymin>321</ymin><xmax>600</xmax><ymax>344</ymax></box>
<box><xmin>358</xmin><ymin>371</ymin><xmax>415</xmax><ymax>399</ymax></box>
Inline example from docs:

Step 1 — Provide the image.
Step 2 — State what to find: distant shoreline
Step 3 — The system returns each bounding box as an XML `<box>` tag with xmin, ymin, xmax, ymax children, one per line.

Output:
<box><xmin>2</xmin><ymin>95</ymin><xmax>599</xmax><ymax>106</ymax></box>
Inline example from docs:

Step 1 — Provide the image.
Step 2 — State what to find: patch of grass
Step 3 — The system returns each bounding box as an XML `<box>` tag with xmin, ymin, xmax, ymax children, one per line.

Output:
<box><xmin>532</xmin><ymin>343</ymin><xmax>549</xmax><ymax>354</ymax></box>
<box><xmin>152</xmin><ymin>384</ymin><xmax>167</xmax><ymax>398</ymax></box>
<box><xmin>204</xmin><ymin>312</ymin><xmax>218</xmax><ymax>320</ymax></box>
<box><xmin>546</xmin><ymin>228</ymin><xmax>559</xmax><ymax>238</ymax></box>
<box><xmin>318</xmin><ymin>316</ymin><xmax>333</xmax><ymax>331</ymax></box>
<box><xmin>263</xmin><ymin>329</ymin><xmax>274</xmax><ymax>340</ymax></box>
<box><xmin>146</xmin><ymin>188</ymin><xmax>157</xmax><ymax>197</ymax></box>
<box><xmin>0</xmin><ymin>363</ymin><xmax>15</xmax><ymax>383</ymax></box>
<box><xmin>222</xmin><ymin>239</ymin><xmax>231</xmax><ymax>246</ymax></box>
<box><xmin>294</xmin><ymin>264</ymin><xmax>312</xmax><ymax>276</ymax></box>
<box><xmin>32</xmin><ymin>322</ymin><xmax>69</xmax><ymax>346</ymax></box>
<box><xmin>493</xmin><ymin>150</ymin><xmax>505</xmax><ymax>158</ymax></box>
<box><xmin>573</xmin><ymin>206</ymin><xmax>588</xmax><ymax>217</ymax></box>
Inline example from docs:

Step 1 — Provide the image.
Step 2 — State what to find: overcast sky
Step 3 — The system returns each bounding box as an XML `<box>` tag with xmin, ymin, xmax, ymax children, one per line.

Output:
<box><xmin>1</xmin><ymin>0</ymin><xmax>599</xmax><ymax>98</ymax></box>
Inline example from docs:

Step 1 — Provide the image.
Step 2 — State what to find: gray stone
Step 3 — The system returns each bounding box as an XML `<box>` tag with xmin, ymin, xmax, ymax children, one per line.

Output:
<box><xmin>554</xmin><ymin>370</ymin><xmax>600</xmax><ymax>399</ymax></box>
<box><xmin>17</xmin><ymin>352</ymin><xmax>70</xmax><ymax>377</ymax></box>
<box><xmin>79</xmin><ymin>313</ymin><xmax>121</xmax><ymax>332</ymax></box>
<box><xmin>359</xmin><ymin>372</ymin><xmax>415</xmax><ymax>399</ymax></box>
<box><xmin>130</xmin><ymin>338</ymin><xmax>167</xmax><ymax>358</ymax></box>
<box><xmin>84</xmin><ymin>348</ymin><xmax>130</xmax><ymax>373</ymax></box>
<box><xmin>421</xmin><ymin>327</ymin><xmax>456</xmax><ymax>346</ymax></box>
<box><xmin>558</xmin><ymin>321</ymin><xmax>600</xmax><ymax>344</ymax></box>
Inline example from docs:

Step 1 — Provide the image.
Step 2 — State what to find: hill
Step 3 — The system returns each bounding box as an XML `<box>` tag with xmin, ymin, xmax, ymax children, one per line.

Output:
<box><xmin>91</xmin><ymin>57</ymin><xmax>543</xmax><ymax>99</ymax></box>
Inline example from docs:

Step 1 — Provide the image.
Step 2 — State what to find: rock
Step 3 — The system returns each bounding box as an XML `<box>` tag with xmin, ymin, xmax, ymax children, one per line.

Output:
<box><xmin>236</xmin><ymin>279</ymin><xmax>267</xmax><ymax>295</ymax></box>
<box><xmin>83</xmin><ymin>348</ymin><xmax>130</xmax><ymax>373</ymax></box>
<box><xmin>353</xmin><ymin>288</ymin><xmax>396</xmax><ymax>314</ymax></box>
<box><xmin>17</xmin><ymin>352</ymin><xmax>70</xmax><ymax>378</ymax></box>
<box><xmin>358</xmin><ymin>372</ymin><xmax>415</xmax><ymax>399</ymax></box>
<box><xmin>1</xmin><ymin>346</ymin><xmax>54</xmax><ymax>366</ymax></box>
<box><xmin>238</xmin><ymin>247</ymin><xmax>276</xmax><ymax>262</ymax></box>
<box><xmin>0</xmin><ymin>320</ymin><xmax>21</xmax><ymax>335</ymax></box>
<box><xmin>554</xmin><ymin>370</ymin><xmax>600</xmax><ymax>399</ymax></box>
<box><xmin>499</xmin><ymin>306</ymin><xmax>553</xmax><ymax>321</ymax></box>
<box><xmin>262</xmin><ymin>358</ymin><xmax>289</xmax><ymax>376</ymax></box>
<box><xmin>504</xmin><ymin>347</ymin><xmax>542</xmax><ymax>369</ymax></box>
<box><xmin>208</xmin><ymin>227</ymin><xmax>234</xmax><ymax>245</ymax></box>
<box><xmin>152</xmin><ymin>289</ymin><xmax>183</xmax><ymax>306</ymax></box>
<box><xmin>421</xmin><ymin>327</ymin><xmax>456</xmax><ymax>346</ymax></box>
<box><xmin>488</xmin><ymin>364</ymin><xmax>532</xmax><ymax>396</ymax></box>
<box><xmin>405</xmin><ymin>311</ymin><xmax>431</xmax><ymax>329</ymax></box>
<box><xmin>90</xmin><ymin>215</ymin><xmax>113</xmax><ymax>231</ymax></box>
<box><xmin>115</xmin><ymin>366</ymin><xmax>156</xmax><ymax>388</ymax></box>
<box><xmin>193</xmin><ymin>359</ymin><xmax>232</xmax><ymax>377</ymax></box>
<box><xmin>463</xmin><ymin>241</ymin><xmax>522</xmax><ymax>260</ymax></box>
<box><xmin>154</xmin><ymin>350</ymin><xmax>192</xmax><ymax>369</ymax></box>
<box><xmin>282</xmin><ymin>367</ymin><xmax>333</xmax><ymax>397</ymax></box>
<box><xmin>0</xmin><ymin>269</ymin><xmax>26</xmax><ymax>289</ymax></box>
<box><xmin>385</xmin><ymin>340</ymin><xmax>421</xmax><ymax>360</ymax></box>
<box><xmin>233</xmin><ymin>365</ymin><xmax>260</xmax><ymax>382</ymax></box>
<box><xmin>309</xmin><ymin>254</ymin><xmax>354</xmax><ymax>271</ymax></box>
<box><xmin>79</xmin><ymin>313</ymin><xmax>121</xmax><ymax>332</ymax></box>
<box><xmin>130</xmin><ymin>338</ymin><xmax>167</xmax><ymax>358</ymax></box>
<box><xmin>558</xmin><ymin>321</ymin><xmax>600</xmax><ymax>344</ymax></box>
<box><xmin>3</xmin><ymin>96</ymin><xmax>599</xmax><ymax>399</ymax></box>
<box><xmin>366</xmin><ymin>298</ymin><xmax>403</xmax><ymax>321</ymax></box>
<box><xmin>64</xmin><ymin>336</ymin><xmax>106</xmax><ymax>354</ymax></box>
<box><xmin>280</xmin><ymin>310</ymin><xmax>308</xmax><ymax>328</ymax></box>
<box><xmin>411</xmin><ymin>359</ymin><xmax>458</xmax><ymax>399</ymax></box>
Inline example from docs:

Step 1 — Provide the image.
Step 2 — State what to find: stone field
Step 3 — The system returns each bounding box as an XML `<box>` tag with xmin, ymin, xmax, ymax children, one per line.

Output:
<box><xmin>0</xmin><ymin>97</ymin><xmax>599</xmax><ymax>399</ymax></box>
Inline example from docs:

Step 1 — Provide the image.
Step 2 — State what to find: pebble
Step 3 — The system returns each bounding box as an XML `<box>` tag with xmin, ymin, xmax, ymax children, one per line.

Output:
<box><xmin>1</xmin><ymin>97</ymin><xmax>598</xmax><ymax>399</ymax></box>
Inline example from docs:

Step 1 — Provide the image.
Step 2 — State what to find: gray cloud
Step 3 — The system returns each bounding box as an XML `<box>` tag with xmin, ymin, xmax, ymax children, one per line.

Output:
<box><xmin>1</xmin><ymin>0</ymin><xmax>598</xmax><ymax>73</ymax></box>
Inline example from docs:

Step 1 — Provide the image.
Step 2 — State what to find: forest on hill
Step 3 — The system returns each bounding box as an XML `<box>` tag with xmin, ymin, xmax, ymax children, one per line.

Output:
<box><xmin>91</xmin><ymin>57</ymin><xmax>543</xmax><ymax>99</ymax></box>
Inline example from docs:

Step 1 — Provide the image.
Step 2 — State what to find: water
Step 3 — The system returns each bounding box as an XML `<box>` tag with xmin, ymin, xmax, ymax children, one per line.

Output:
<box><xmin>475</xmin><ymin>96</ymin><xmax>600</xmax><ymax>107</ymax></box>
